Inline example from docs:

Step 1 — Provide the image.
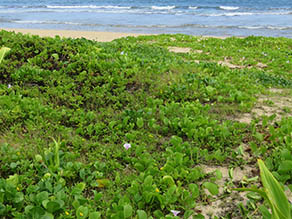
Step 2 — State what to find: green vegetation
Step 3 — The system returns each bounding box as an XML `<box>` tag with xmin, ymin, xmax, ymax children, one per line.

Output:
<box><xmin>235</xmin><ymin>159</ymin><xmax>291</xmax><ymax>219</ymax></box>
<box><xmin>0</xmin><ymin>30</ymin><xmax>292</xmax><ymax>218</ymax></box>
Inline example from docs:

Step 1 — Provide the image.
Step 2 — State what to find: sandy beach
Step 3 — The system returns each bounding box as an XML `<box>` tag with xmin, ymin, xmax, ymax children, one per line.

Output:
<box><xmin>1</xmin><ymin>28</ymin><xmax>146</xmax><ymax>42</ymax></box>
<box><xmin>1</xmin><ymin>28</ymin><xmax>229</xmax><ymax>42</ymax></box>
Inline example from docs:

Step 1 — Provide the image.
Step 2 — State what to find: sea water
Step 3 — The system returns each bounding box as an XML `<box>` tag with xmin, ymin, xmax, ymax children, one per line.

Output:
<box><xmin>0</xmin><ymin>0</ymin><xmax>291</xmax><ymax>37</ymax></box>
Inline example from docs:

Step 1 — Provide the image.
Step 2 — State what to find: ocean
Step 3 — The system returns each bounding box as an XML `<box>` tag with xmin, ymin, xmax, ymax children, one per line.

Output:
<box><xmin>0</xmin><ymin>0</ymin><xmax>292</xmax><ymax>38</ymax></box>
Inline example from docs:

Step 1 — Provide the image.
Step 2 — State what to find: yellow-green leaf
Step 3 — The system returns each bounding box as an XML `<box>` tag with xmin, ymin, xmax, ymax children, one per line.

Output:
<box><xmin>258</xmin><ymin>159</ymin><xmax>291</xmax><ymax>219</ymax></box>
<box><xmin>0</xmin><ymin>47</ymin><xmax>10</xmax><ymax>63</ymax></box>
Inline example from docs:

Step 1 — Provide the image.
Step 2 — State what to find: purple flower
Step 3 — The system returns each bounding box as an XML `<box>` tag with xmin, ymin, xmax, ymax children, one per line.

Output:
<box><xmin>123</xmin><ymin>143</ymin><xmax>131</xmax><ymax>150</ymax></box>
<box><xmin>170</xmin><ymin>210</ymin><xmax>180</xmax><ymax>216</ymax></box>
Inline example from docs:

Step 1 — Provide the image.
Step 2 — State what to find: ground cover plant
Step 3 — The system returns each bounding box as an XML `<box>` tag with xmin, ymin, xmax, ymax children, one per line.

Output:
<box><xmin>0</xmin><ymin>30</ymin><xmax>292</xmax><ymax>218</ymax></box>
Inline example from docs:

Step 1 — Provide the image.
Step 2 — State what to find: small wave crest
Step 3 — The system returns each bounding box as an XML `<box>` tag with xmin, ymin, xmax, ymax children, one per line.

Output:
<box><xmin>151</xmin><ymin>6</ymin><xmax>175</xmax><ymax>10</ymax></box>
<box><xmin>219</xmin><ymin>6</ymin><xmax>239</xmax><ymax>10</ymax></box>
<box><xmin>14</xmin><ymin>20</ymin><xmax>81</xmax><ymax>25</ymax></box>
<box><xmin>46</xmin><ymin>5</ymin><xmax>131</xmax><ymax>9</ymax></box>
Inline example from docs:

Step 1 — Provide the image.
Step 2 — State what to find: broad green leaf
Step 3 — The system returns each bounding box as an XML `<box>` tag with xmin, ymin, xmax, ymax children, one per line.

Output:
<box><xmin>123</xmin><ymin>204</ymin><xmax>133</xmax><ymax>218</ymax></box>
<box><xmin>45</xmin><ymin>201</ymin><xmax>61</xmax><ymax>213</ymax></box>
<box><xmin>153</xmin><ymin>210</ymin><xmax>164</xmax><ymax>218</ymax></box>
<box><xmin>29</xmin><ymin>206</ymin><xmax>46</xmax><ymax>218</ymax></box>
<box><xmin>13</xmin><ymin>192</ymin><xmax>24</xmax><ymax>203</ymax></box>
<box><xmin>89</xmin><ymin>212</ymin><xmax>101</xmax><ymax>219</ymax></box>
<box><xmin>162</xmin><ymin>175</ymin><xmax>175</xmax><ymax>187</ymax></box>
<box><xmin>258</xmin><ymin>159</ymin><xmax>291</xmax><ymax>219</ymax></box>
<box><xmin>137</xmin><ymin>118</ymin><xmax>144</xmax><ymax>128</ymax></box>
<box><xmin>41</xmin><ymin>213</ymin><xmax>54</xmax><ymax>219</ymax></box>
<box><xmin>93</xmin><ymin>191</ymin><xmax>103</xmax><ymax>202</ymax></box>
<box><xmin>189</xmin><ymin>184</ymin><xmax>199</xmax><ymax>198</ymax></box>
<box><xmin>0</xmin><ymin>47</ymin><xmax>10</xmax><ymax>64</ymax></box>
<box><xmin>36</xmin><ymin>191</ymin><xmax>49</xmax><ymax>204</ymax></box>
<box><xmin>144</xmin><ymin>175</ymin><xmax>153</xmax><ymax>186</ymax></box>
<box><xmin>96</xmin><ymin>179</ymin><xmax>110</xmax><ymax>188</ymax></box>
<box><xmin>0</xmin><ymin>203</ymin><xmax>5</xmax><ymax>215</ymax></box>
<box><xmin>278</xmin><ymin>160</ymin><xmax>292</xmax><ymax>173</ymax></box>
<box><xmin>6</xmin><ymin>174</ymin><xmax>18</xmax><ymax>186</ymax></box>
<box><xmin>72</xmin><ymin>182</ymin><xmax>86</xmax><ymax>195</ymax></box>
<box><xmin>259</xmin><ymin>205</ymin><xmax>272</xmax><ymax>219</ymax></box>
<box><xmin>76</xmin><ymin>206</ymin><xmax>89</xmax><ymax>219</ymax></box>
<box><xmin>203</xmin><ymin>182</ymin><xmax>219</xmax><ymax>196</ymax></box>
<box><xmin>137</xmin><ymin>210</ymin><xmax>147</xmax><ymax>219</ymax></box>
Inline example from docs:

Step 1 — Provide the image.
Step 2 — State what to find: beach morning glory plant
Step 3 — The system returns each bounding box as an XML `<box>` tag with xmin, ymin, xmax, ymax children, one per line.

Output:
<box><xmin>170</xmin><ymin>210</ymin><xmax>180</xmax><ymax>216</ymax></box>
<box><xmin>123</xmin><ymin>143</ymin><xmax>131</xmax><ymax>150</ymax></box>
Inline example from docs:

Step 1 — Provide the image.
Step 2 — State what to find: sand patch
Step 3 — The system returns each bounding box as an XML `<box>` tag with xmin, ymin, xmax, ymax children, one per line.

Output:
<box><xmin>168</xmin><ymin>47</ymin><xmax>191</xmax><ymax>53</ymax></box>
<box><xmin>168</xmin><ymin>47</ymin><xmax>204</xmax><ymax>54</ymax></box>
<box><xmin>218</xmin><ymin>60</ymin><xmax>244</xmax><ymax>69</ymax></box>
<box><xmin>1</xmin><ymin>28</ymin><xmax>144</xmax><ymax>42</ymax></box>
<box><xmin>196</xmin><ymin>162</ymin><xmax>258</xmax><ymax>218</ymax></box>
<box><xmin>256</xmin><ymin>62</ymin><xmax>268</xmax><ymax>68</ymax></box>
<box><xmin>235</xmin><ymin>88</ymin><xmax>292</xmax><ymax>124</ymax></box>
<box><xmin>218</xmin><ymin>57</ymin><xmax>268</xmax><ymax>70</ymax></box>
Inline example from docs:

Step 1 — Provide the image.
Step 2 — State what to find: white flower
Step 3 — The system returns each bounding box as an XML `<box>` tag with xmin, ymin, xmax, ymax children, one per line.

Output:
<box><xmin>8</xmin><ymin>84</ymin><xmax>12</xmax><ymax>89</ymax></box>
<box><xmin>123</xmin><ymin>143</ymin><xmax>131</xmax><ymax>150</ymax></box>
<box><xmin>170</xmin><ymin>210</ymin><xmax>180</xmax><ymax>216</ymax></box>
<box><xmin>121</xmin><ymin>51</ymin><xmax>124</xmax><ymax>55</ymax></box>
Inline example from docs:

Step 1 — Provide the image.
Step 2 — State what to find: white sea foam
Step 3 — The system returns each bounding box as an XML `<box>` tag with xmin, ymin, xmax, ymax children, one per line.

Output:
<box><xmin>151</xmin><ymin>6</ymin><xmax>175</xmax><ymax>10</ymax></box>
<box><xmin>238</xmin><ymin>25</ymin><xmax>292</xmax><ymax>30</ymax></box>
<box><xmin>206</xmin><ymin>11</ymin><xmax>292</xmax><ymax>17</ymax></box>
<box><xmin>238</xmin><ymin>25</ymin><xmax>264</xmax><ymax>29</ymax></box>
<box><xmin>189</xmin><ymin>6</ymin><xmax>198</xmax><ymax>10</ymax></box>
<box><xmin>46</xmin><ymin>5</ymin><xmax>131</xmax><ymax>9</ymax></box>
<box><xmin>14</xmin><ymin>20</ymin><xmax>81</xmax><ymax>25</ymax></box>
<box><xmin>219</xmin><ymin>6</ymin><xmax>239</xmax><ymax>10</ymax></box>
<box><xmin>267</xmin><ymin>25</ymin><xmax>292</xmax><ymax>30</ymax></box>
<box><xmin>202</xmin><ymin>12</ymin><xmax>254</xmax><ymax>17</ymax></box>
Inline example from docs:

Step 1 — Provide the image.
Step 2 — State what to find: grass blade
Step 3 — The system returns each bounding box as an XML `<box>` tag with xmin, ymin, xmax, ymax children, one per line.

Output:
<box><xmin>258</xmin><ymin>159</ymin><xmax>291</xmax><ymax>219</ymax></box>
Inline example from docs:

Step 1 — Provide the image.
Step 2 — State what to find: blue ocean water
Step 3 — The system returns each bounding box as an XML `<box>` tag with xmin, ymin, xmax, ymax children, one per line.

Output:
<box><xmin>0</xmin><ymin>0</ymin><xmax>292</xmax><ymax>37</ymax></box>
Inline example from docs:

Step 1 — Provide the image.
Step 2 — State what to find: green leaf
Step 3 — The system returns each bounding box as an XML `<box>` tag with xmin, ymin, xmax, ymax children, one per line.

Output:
<box><xmin>153</xmin><ymin>210</ymin><xmax>164</xmax><ymax>218</ymax></box>
<box><xmin>44</xmin><ymin>201</ymin><xmax>61</xmax><ymax>213</ymax></box>
<box><xmin>259</xmin><ymin>205</ymin><xmax>272</xmax><ymax>219</ymax></box>
<box><xmin>162</xmin><ymin>175</ymin><xmax>175</xmax><ymax>187</ymax></box>
<box><xmin>93</xmin><ymin>191</ymin><xmax>103</xmax><ymax>202</ymax></box>
<box><xmin>123</xmin><ymin>204</ymin><xmax>133</xmax><ymax>218</ymax></box>
<box><xmin>96</xmin><ymin>179</ymin><xmax>110</xmax><ymax>188</ymax></box>
<box><xmin>189</xmin><ymin>184</ymin><xmax>199</xmax><ymax>198</ymax></box>
<box><xmin>144</xmin><ymin>175</ymin><xmax>153</xmax><ymax>186</ymax></box>
<box><xmin>40</xmin><ymin>213</ymin><xmax>54</xmax><ymax>219</ymax></box>
<box><xmin>72</xmin><ymin>182</ymin><xmax>86</xmax><ymax>195</ymax></box>
<box><xmin>29</xmin><ymin>206</ymin><xmax>46</xmax><ymax>218</ymax></box>
<box><xmin>36</xmin><ymin>191</ymin><xmax>49</xmax><ymax>204</ymax></box>
<box><xmin>258</xmin><ymin>159</ymin><xmax>291</xmax><ymax>219</ymax></box>
<box><xmin>13</xmin><ymin>192</ymin><xmax>24</xmax><ymax>203</ymax></box>
<box><xmin>51</xmin><ymin>53</ymin><xmax>59</xmax><ymax>60</ymax></box>
<box><xmin>137</xmin><ymin>210</ymin><xmax>147</xmax><ymax>219</ymax></box>
<box><xmin>76</xmin><ymin>206</ymin><xmax>89</xmax><ymax>219</ymax></box>
<box><xmin>137</xmin><ymin>118</ymin><xmax>144</xmax><ymax>128</ymax></box>
<box><xmin>278</xmin><ymin>160</ymin><xmax>292</xmax><ymax>173</ymax></box>
<box><xmin>0</xmin><ymin>47</ymin><xmax>10</xmax><ymax>64</ymax></box>
<box><xmin>0</xmin><ymin>203</ymin><xmax>5</xmax><ymax>215</ymax></box>
<box><xmin>89</xmin><ymin>212</ymin><xmax>101</xmax><ymax>219</ymax></box>
<box><xmin>6</xmin><ymin>174</ymin><xmax>18</xmax><ymax>186</ymax></box>
<box><xmin>203</xmin><ymin>182</ymin><xmax>219</xmax><ymax>196</ymax></box>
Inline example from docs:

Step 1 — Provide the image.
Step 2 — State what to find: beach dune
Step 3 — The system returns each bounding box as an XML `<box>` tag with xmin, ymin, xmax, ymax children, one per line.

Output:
<box><xmin>1</xmin><ymin>28</ymin><xmax>144</xmax><ymax>42</ymax></box>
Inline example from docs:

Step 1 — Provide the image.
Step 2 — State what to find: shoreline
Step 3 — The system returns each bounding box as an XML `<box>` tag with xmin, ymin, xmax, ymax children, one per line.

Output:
<box><xmin>0</xmin><ymin>28</ymin><xmax>146</xmax><ymax>42</ymax></box>
<box><xmin>0</xmin><ymin>28</ymin><xmax>228</xmax><ymax>42</ymax></box>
